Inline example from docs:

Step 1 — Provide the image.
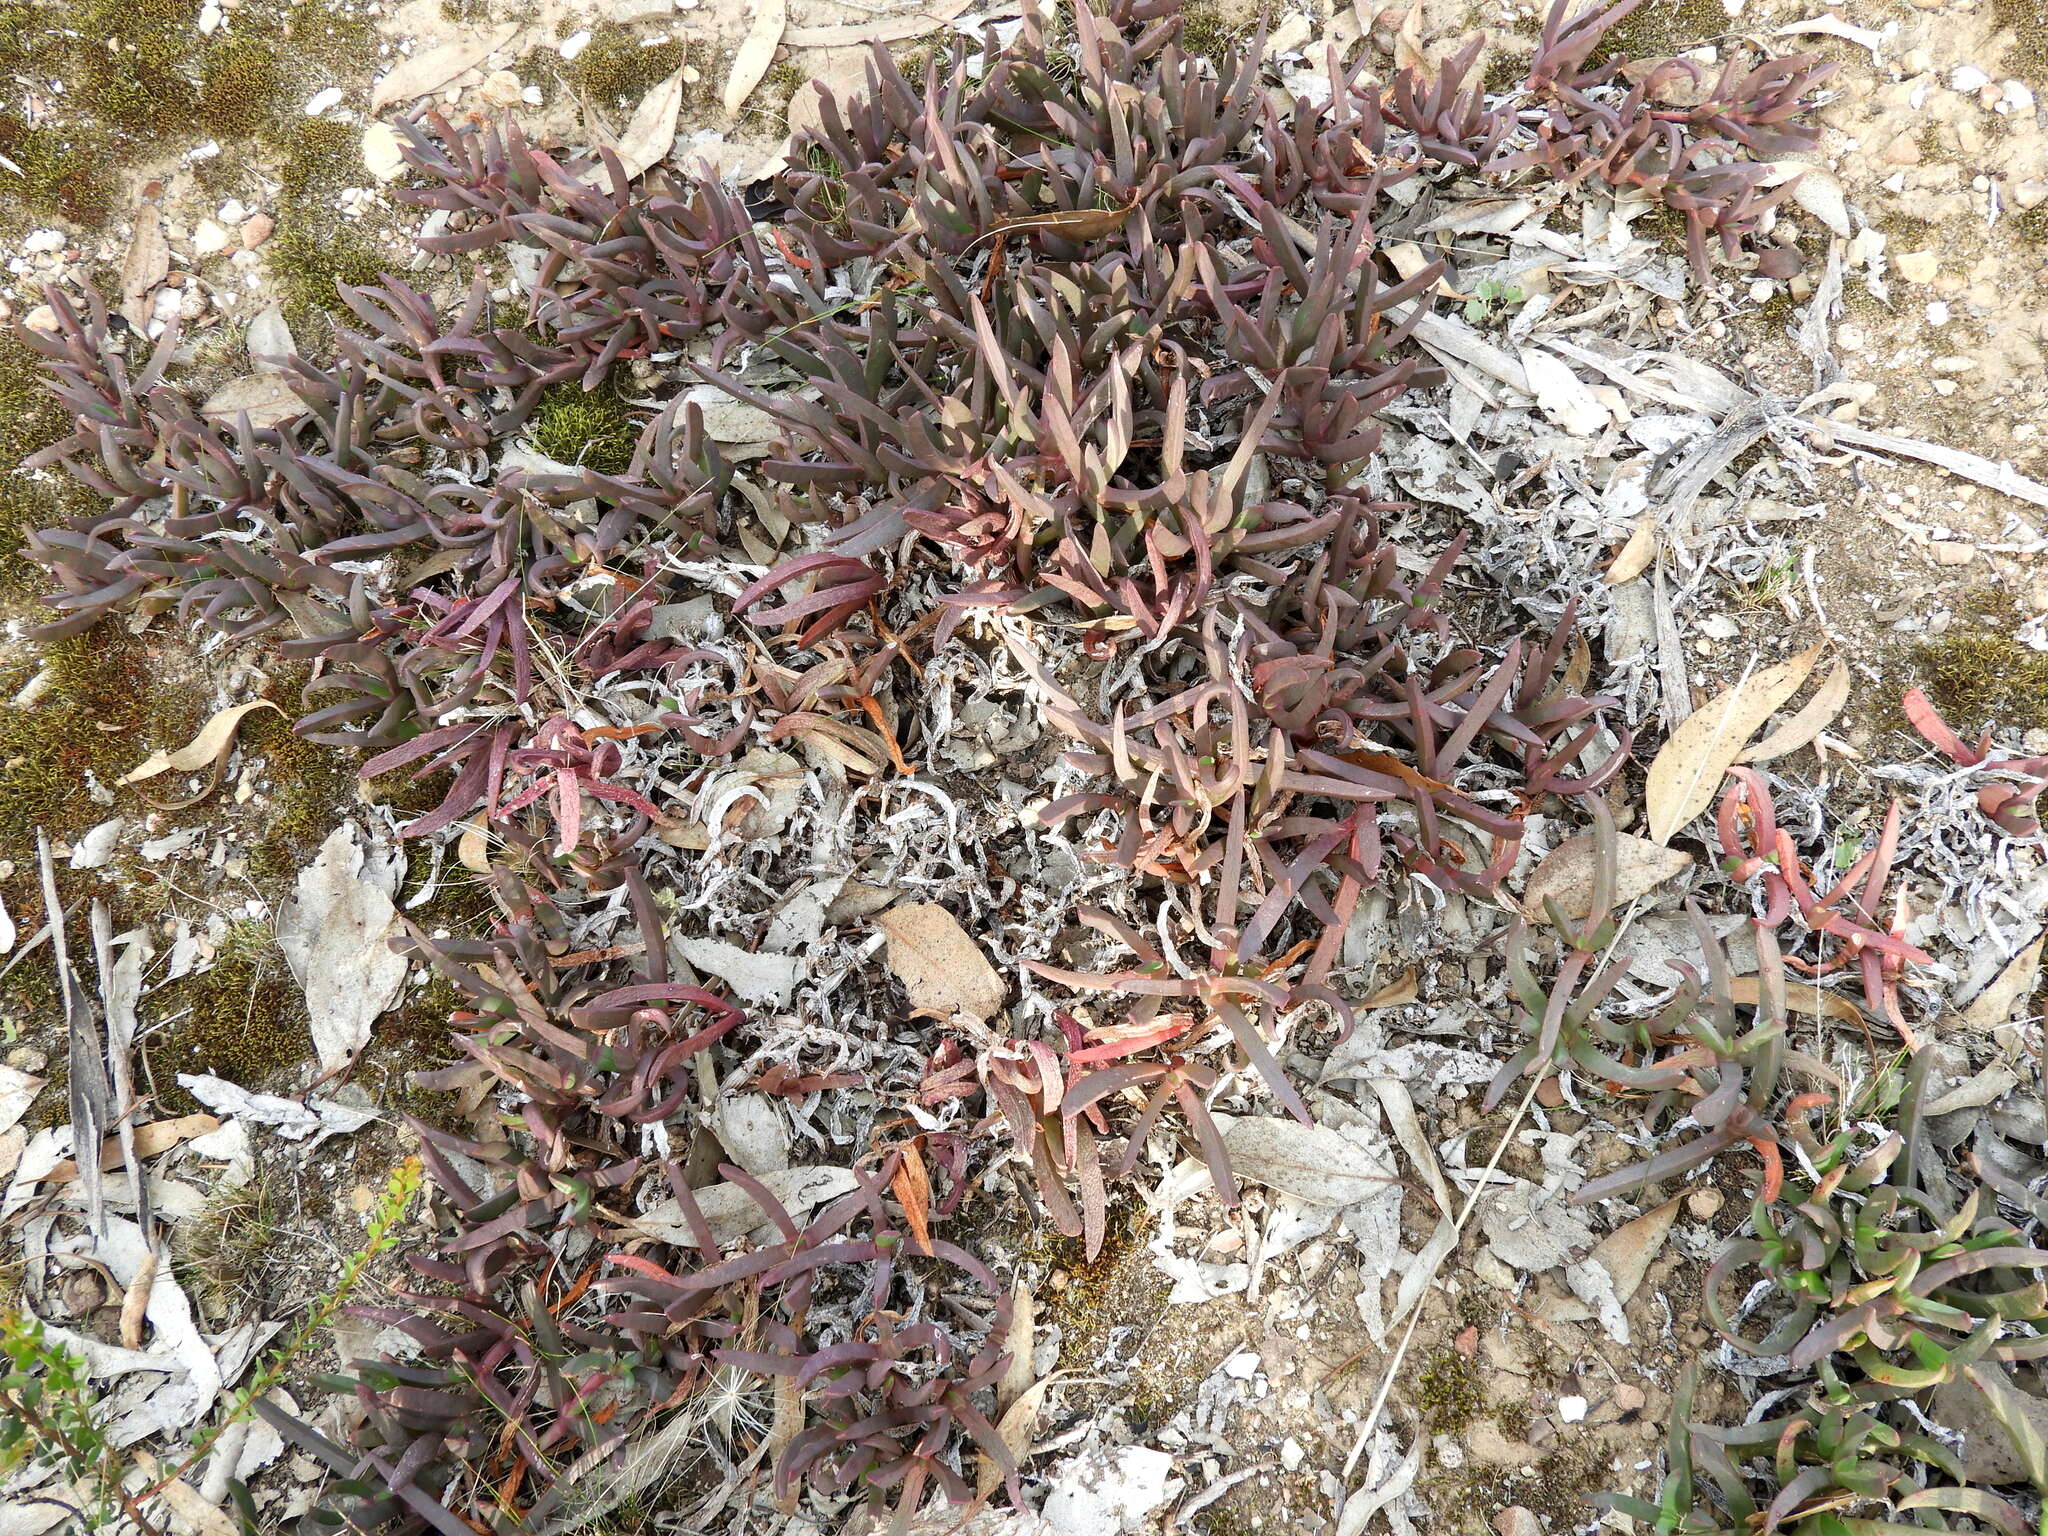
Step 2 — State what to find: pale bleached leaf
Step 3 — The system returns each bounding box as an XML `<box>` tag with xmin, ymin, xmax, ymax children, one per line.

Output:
<box><xmin>610</xmin><ymin>66</ymin><xmax>687</xmax><ymax>180</ymax></box>
<box><xmin>119</xmin><ymin>205</ymin><xmax>168</xmax><ymax>329</ymax></box>
<box><xmin>723</xmin><ymin>0</ymin><xmax>788</xmax><ymax>118</ymax></box>
<box><xmin>369</xmin><ymin>25</ymin><xmax>519</xmax><ymax>110</ymax></box>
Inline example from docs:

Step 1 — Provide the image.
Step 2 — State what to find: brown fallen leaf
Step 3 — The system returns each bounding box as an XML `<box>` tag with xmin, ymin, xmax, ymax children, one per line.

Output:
<box><xmin>966</xmin><ymin>203</ymin><xmax>1134</xmax><ymax>253</ymax></box>
<box><xmin>1738</xmin><ymin>657</ymin><xmax>1851</xmax><ymax>765</ymax></box>
<box><xmin>1361</xmin><ymin>968</ymin><xmax>1419</xmax><ymax>1008</ymax></box>
<box><xmin>123</xmin><ymin>700</ymin><xmax>282</xmax><ymax>784</ymax></box>
<box><xmin>1644</xmin><ymin>643</ymin><xmax>1826</xmax><ymax>844</ymax></box>
<box><xmin>724</xmin><ymin>0</ymin><xmax>789</xmax><ymax>117</ymax></box>
<box><xmin>1604</xmin><ymin>515</ymin><xmax>1657</xmax><ymax>585</ymax></box>
<box><xmin>119</xmin><ymin>203</ymin><xmax>169</xmax><ymax>330</ymax></box>
<box><xmin>369</xmin><ymin>25</ymin><xmax>519</xmax><ymax>110</ymax></box>
<box><xmin>1728</xmin><ymin>974</ymin><xmax>1865</xmax><ymax>1026</ymax></box>
<box><xmin>42</xmin><ymin>1112</ymin><xmax>220</xmax><ymax>1184</ymax></box>
<box><xmin>890</xmin><ymin>1141</ymin><xmax>933</xmax><ymax>1255</ymax></box>
<box><xmin>873</xmin><ymin>903</ymin><xmax>1006</xmax><ymax>1022</ymax></box>
<box><xmin>1961</xmin><ymin>932</ymin><xmax>2046</xmax><ymax>1033</ymax></box>
<box><xmin>1000</xmin><ymin>1280</ymin><xmax>1035</xmax><ymax>1412</ymax></box>
<box><xmin>1523</xmin><ymin>833</ymin><xmax>1693</xmax><ymax>923</ymax></box>
<box><xmin>120</xmin><ymin>1245</ymin><xmax>156</xmax><ymax>1349</ymax></box>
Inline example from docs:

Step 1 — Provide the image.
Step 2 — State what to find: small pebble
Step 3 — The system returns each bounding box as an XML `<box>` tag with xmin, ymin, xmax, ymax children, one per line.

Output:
<box><xmin>192</xmin><ymin>219</ymin><xmax>231</xmax><ymax>256</ymax></box>
<box><xmin>22</xmin><ymin>228</ymin><xmax>65</xmax><ymax>254</ymax></box>
<box><xmin>1895</xmin><ymin>250</ymin><xmax>1939</xmax><ymax>284</ymax></box>
<box><xmin>241</xmin><ymin>213</ymin><xmax>275</xmax><ymax>248</ymax></box>
<box><xmin>1926</xmin><ymin>300</ymin><xmax>1950</xmax><ymax>326</ymax></box>
<box><xmin>1280</xmin><ymin>1438</ymin><xmax>1304</xmax><ymax>1472</ymax></box>
<box><xmin>218</xmin><ymin>198</ymin><xmax>247</xmax><ymax>224</ymax></box>
<box><xmin>198</xmin><ymin>1</ymin><xmax>222</xmax><ymax>31</ymax></box>
<box><xmin>1223</xmin><ymin>1350</ymin><xmax>1262</xmax><ymax>1381</ymax></box>
<box><xmin>187</xmin><ymin>139</ymin><xmax>220</xmax><ymax>161</ymax></box>
<box><xmin>1952</xmin><ymin>64</ymin><xmax>1990</xmax><ymax>92</ymax></box>
<box><xmin>1610</xmin><ymin>1384</ymin><xmax>1647</xmax><ymax>1415</ymax></box>
<box><xmin>304</xmin><ymin>86</ymin><xmax>344</xmax><ymax>115</ymax></box>
<box><xmin>559</xmin><ymin>28</ymin><xmax>592</xmax><ymax>59</ymax></box>
<box><xmin>1557</xmin><ymin>1394</ymin><xmax>1589</xmax><ymax>1424</ymax></box>
<box><xmin>1686</xmin><ymin>1187</ymin><xmax>1724</xmax><ymax>1219</ymax></box>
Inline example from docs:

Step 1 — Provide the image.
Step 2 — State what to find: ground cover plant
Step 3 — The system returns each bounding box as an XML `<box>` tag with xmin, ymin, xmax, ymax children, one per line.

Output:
<box><xmin>7</xmin><ymin>1</ymin><xmax>2048</xmax><ymax>1533</ymax></box>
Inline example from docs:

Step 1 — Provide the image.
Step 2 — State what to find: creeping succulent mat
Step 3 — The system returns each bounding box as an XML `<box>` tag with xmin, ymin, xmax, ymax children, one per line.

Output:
<box><xmin>5</xmin><ymin>2</ymin><xmax>2048</xmax><ymax>1535</ymax></box>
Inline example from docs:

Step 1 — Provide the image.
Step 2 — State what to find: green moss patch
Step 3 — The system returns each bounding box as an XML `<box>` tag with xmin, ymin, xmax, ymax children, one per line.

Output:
<box><xmin>1415</xmin><ymin>1347</ymin><xmax>1486</xmax><ymax>1434</ymax></box>
<box><xmin>529</xmin><ymin>376</ymin><xmax>640</xmax><ymax>475</ymax></box>
<box><xmin>152</xmin><ymin>921</ymin><xmax>314</xmax><ymax>1107</ymax></box>
<box><xmin>1922</xmin><ymin>620</ymin><xmax>2048</xmax><ymax>735</ymax></box>
<box><xmin>1994</xmin><ymin>0</ymin><xmax>2048</xmax><ymax>81</ymax></box>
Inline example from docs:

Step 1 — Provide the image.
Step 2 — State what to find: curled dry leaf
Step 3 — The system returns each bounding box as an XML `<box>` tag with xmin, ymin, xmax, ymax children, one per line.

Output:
<box><xmin>119</xmin><ymin>1246</ymin><xmax>156</xmax><ymax>1350</ymax></box>
<box><xmin>1737</xmin><ymin>657</ymin><xmax>1850</xmax><ymax>765</ymax></box>
<box><xmin>1727</xmin><ymin>974</ymin><xmax>1865</xmax><ymax>1026</ymax></box>
<box><xmin>873</xmin><ymin>903</ymin><xmax>1005</xmax><ymax>1022</ymax></box>
<box><xmin>122</xmin><ymin>700</ymin><xmax>282</xmax><ymax>784</ymax></box>
<box><xmin>1360</xmin><ymin>968</ymin><xmax>1418</xmax><ymax>1009</ymax></box>
<box><xmin>1644</xmin><ymin>643</ymin><xmax>1826</xmax><ymax>844</ymax></box>
<box><xmin>968</xmin><ymin>203</ymin><xmax>1136</xmax><ymax>251</ymax></box>
<box><xmin>1605</xmin><ymin>516</ymin><xmax>1657</xmax><ymax>585</ymax></box>
<box><xmin>723</xmin><ymin>0</ymin><xmax>789</xmax><ymax>117</ymax></box>
<box><xmin>1523</xmin><ymin>833</ymin><xmax>1692</xmax><ymax>923</ymax></box>
<box><xmin>369</xmin><ymin>25</ymin><xmax>519</xmax><ymax>110</ymax></box>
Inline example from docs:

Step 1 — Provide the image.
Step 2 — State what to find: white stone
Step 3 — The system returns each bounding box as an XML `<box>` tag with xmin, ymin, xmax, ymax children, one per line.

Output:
<box><xmin>1558</xmin><ymin>1394</ymin><xmax>1589</xmax><ymax>1424</ymax></box>
<box><xmin>304</xmin><ymin>87</ymin><xmax>344</xmax><ymax>116</ymax></box>
<box><xmin>1926</xmin><ymin>301</ymin><xmax>1951</xmax><ymax>326</ymax></box>
<box><xmin>559</xmin><ymin>28</ymin><xmax>592</xmax><ymax>59</ymax></box>
<box><xmin>1951</xmin><ymin>64</ymin><xmax>1990</xmax><ymax>92</ymax></box>
<box><xmin>1280</xmin><ymin>1438</ymin><xmax>1305</xmax><ymax>1472</ymax></box>
<box><xmin>2003</xmin><ymin>80</ymin><xmax>2037</xmax><ymax>112</ymax></box>
<box><xmin>22</xmin><ymin>228</ymin><xmax>65</xmax><ymax>254</ymax></box>
<box><xmin>1222</xmin><ymin>1349</ymin><xmax>1262</xmax><ymax>1380</ymax></box>
<box><xmin>197</xmin><ymin>1</ymin><xmax>222</xmax><ymax>31</ymax></box>
<box><xmin>192</xmin><ymin>219</ymin><xmax>231</xmax><ymax>256</ymax></box>
<box><xmin>1895</xmin><ymin>250</ymin><xmax>1939</xmax><ymax>283</ymax></box>
<box><xmin>217</xmin><ymin>199</ymin><xmax>247</xmax><ymax>225</ymax></box>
